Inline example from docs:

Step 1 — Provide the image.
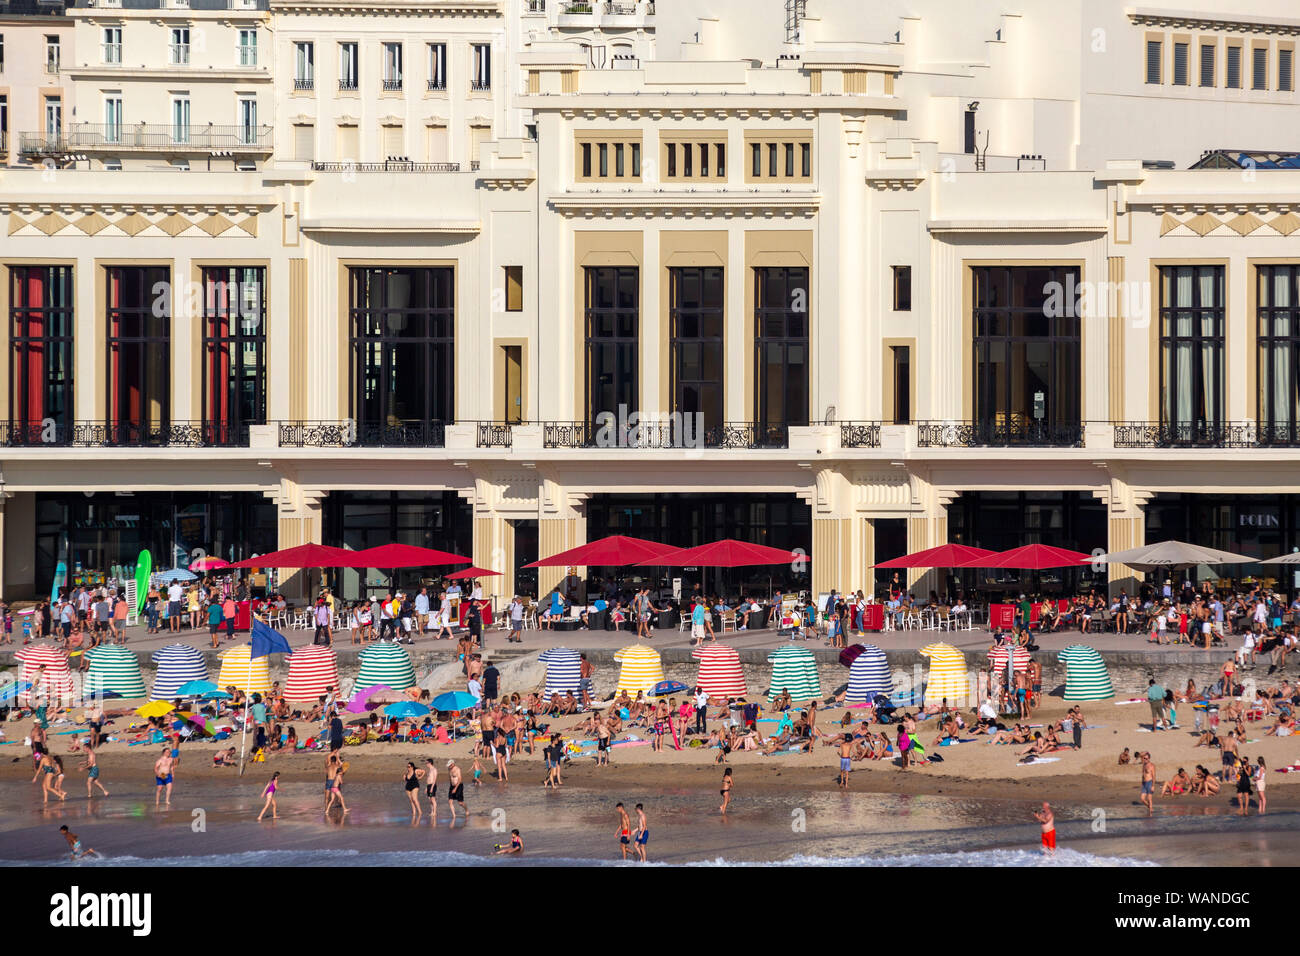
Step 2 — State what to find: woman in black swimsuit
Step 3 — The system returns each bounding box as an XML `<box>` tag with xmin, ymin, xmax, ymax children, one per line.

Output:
<box><xmin>403</xmin><ymin>761</ymin><xmax>424</xmax><ymax>821</ymax></box>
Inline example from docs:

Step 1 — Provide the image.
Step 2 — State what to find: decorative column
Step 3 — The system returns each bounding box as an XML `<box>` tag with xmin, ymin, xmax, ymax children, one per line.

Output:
<box><xmin>537</xmin><ymin>475</ymin><xmax>586</xmax><ymax>598</ymax></box>
<box><xmin>268</xmin><ymin>479</ymin><xmax>326</xmax><ymax>599</ymax></box>
<box><xmin>1095</xmin><ymin>475</ymin><xmax>1151</xmax><ymax>596</ymax></box>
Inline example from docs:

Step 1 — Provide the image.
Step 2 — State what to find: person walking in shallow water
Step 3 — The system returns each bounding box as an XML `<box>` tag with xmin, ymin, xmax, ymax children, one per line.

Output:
<box><xmin>719</xmin><ymin>767</ymin><xmax>734</xmax><ymax>813</ymax></box>
<box><xmin>1033</xmin><ymin>801</ymin><xmax>1055</xmax><ymax>854</ymax></box>
<box><xmin>257</xmin><ymin>772</ymin><xmax>279</xmax><ymax>821</ymax></box>
<box><xmin>81</xmin><ymin>745</ymin><xmax>109</xmax><ymax>799</ymax></box>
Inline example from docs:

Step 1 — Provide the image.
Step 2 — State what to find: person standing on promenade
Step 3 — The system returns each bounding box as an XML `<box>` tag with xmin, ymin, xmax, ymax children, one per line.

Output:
<box><xmin>1033</xmin><ymin>801</ymin><xmax>1056</xmax><ymax>854</ymax></box>
<box><xmin>1139</xmin><ymin>751</ymin><xmax>1156</xmax><ymax>816</ymax></box>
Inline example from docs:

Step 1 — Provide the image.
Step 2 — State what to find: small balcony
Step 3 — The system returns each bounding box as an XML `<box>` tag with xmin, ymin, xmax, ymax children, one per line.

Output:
<box><xmin>838</xmin><ymin>421</ymin><xmax>883</xmax><ymax>448</ymax></box>
<box><xmin>0</xmin><ymin>420</ymin><xmax>251</xmax><ymax>448</ymax></box>
<box><xmin>277</xmin><ymin>420</ymin><xmax>447</xmax><ymax>448</ymax></box>
<box><xmin>382</xmin><ymin>78</ymin><xmax>403</xmax><ymax>92</ymax></box>
<box><xmin>915</xmin><ymin>419</ymin><xmax>1085</xmax><ymax>448</ymax></box>
<box><xmin>475</xmin><ymin>421</ymin><xmax>517</xmax><ymax>448</ymax></box>
<box><xmin>338</xmin><ymin>78</ymin><xmax>358</xmax><ymax>92</ymax></box>
<box><xmin>19</xmin><ymin>122</ymin><xmax>273</xmax><ymax>155</ymax></box>
<box><xmin>310</xmin><ymin>160</ymin><xmax>461</xmax><ymax>172</ymax></box>
<box><xmin>541</xmin><ymin>420</ymin><xmax>790</xmax><ymax>449</ymax></box>
<box><xmin>294</xmin><ymin>76</ymin><xmax>314</xmax><ymax>91</ymax></box>
<box><xmin>1113</xmin><ymin>421</ymin><xmax>1300</xmax><ymax>449</ymax></box>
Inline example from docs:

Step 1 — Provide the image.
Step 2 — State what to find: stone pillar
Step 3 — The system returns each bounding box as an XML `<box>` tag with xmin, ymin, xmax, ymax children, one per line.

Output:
<box><xmin>472</xmin><ymin>512</ymin><xmax>513</xmax><ymax>606</ymax></box>
<box><xmin>536</xmin><ymin>476</ymin><xmax>586</xmax><ymax>598</ymax></box>
<box><xmin>269</xmin><ymin>480</ymin><xmax>326</xmax><ymax>599</ymax></box>
<box><xmin>1097</xmin><ymin>478</ymin><xmax>1150</xmax><ymax>597</ymax></box>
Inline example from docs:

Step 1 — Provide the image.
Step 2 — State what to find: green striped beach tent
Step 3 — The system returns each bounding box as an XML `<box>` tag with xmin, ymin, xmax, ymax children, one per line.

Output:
<box><xmin>1057</xmin><ymin>644</ymin><xmax>1114</xmax><ymax>701</ymax></box>
<box><xmin>355</xmin><ymin>641</ymin><xmax>417</xmax><ymax>691</ymax></box>
<box><xmin>83</xmin><ymin>644</ymin><xmax>147</xmax><ymax>699</ymax></box>
<box><xmin>766</xmin><ymin>644</ymin><xmax>821</xmax><ymax>702</ymax></box>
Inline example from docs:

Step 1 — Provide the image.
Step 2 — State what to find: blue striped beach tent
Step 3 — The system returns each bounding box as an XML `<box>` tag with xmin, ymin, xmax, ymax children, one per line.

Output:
<box><xmin>84</xmin><ymin>644</ymin><xmax>147</xmax><ymax>699</ymax></box>
<box><xmin>150</xmin><ymin>644</ymin><xmax>208</xmax><ymax>701</ymax></box>
<box><xmin>845</xmin><ymin>643</ymin><xmax>892</xmax><ymax>703</ymax></box>
<box><xmin>355</xmin><ymin>641</ymin><xmax>417</xmax><ymax>691</ymax></box>
<box><xmin>1058</xmin><ymin>644</ymin><xmax>1114</xmax><ymax>701</ymax></box>
<box><xmin>766</xmin><ymin>644</ymin><xmax>821</xmax><ymax>702</ymax></box>
<box><xmin>539</xmin><ymin>647</ymin><xmax>582</xmax><ymax>702</ymax></box>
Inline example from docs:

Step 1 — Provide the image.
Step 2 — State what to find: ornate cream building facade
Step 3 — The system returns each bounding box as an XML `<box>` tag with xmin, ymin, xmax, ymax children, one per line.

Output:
<box><xmin>3</xmin><ymin>0</ymin><xmax>1300</xmax><ymax>603</ymax></box>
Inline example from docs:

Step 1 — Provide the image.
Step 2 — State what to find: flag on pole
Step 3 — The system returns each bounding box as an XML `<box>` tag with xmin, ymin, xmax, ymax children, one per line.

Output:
<box><xmin>250</xmin><ymin>618</ymin><xmax>293</xmax><ymax>660</ymax></box>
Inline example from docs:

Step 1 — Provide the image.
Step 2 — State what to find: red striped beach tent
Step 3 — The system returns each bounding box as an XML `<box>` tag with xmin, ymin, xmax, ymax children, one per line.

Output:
<box><xmin>14</xmin><ymin>643</ymin><xmax>77</xmax><ymax>704</ymax></box>
<box><xmin>692</xmin><ymin>643</ymin><xmax>747</xmax><ymax>698</ymax></box>
<box><xmin>283</xmin><ymin>644</ymin><xmax>341</xmax><ymax>701</ymax></box>
<box><xmin>988</xmin><ymin>644</ymin><xmax>1032</xmax><ymax>674</ymax></box>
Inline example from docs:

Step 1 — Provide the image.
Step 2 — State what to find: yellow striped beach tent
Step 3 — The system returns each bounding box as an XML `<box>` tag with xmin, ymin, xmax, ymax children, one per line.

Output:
<box><xmin>765</xmin><ymin>644</ymin><xmax>821</xmax><ymax>702</ymax></box>
<box><xmin>919</xmin><ymin>642</ymin><xmax>969</xmax><ymax>707</ymax></box>
<box><xmin>355</xmin><ymin>641</ymin><xmax>417</xmax><ymax>691</ymax></box>
<box><xmin>614</xmin><ymin>644</ymin><xmax>664</xmax><ymax>697</ymax></box>
<box><xmin>216</xmin><ymin>643</ymin><xmax>273</xmax><ymax>696</ymax></box>
<box><xmin>1058</xmin><ymin>644</ymin><xmax>1114</xmax><ymax>701</ymax></box>
<box><xmin>84</xmin><ymin>644</ymin><xmax>147</xmax><ymax>699</ymax></box>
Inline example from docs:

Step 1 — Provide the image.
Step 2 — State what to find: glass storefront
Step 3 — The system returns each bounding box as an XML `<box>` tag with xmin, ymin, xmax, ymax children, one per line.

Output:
<box><xmin>35</xmin><ymin>491</ymin><xmax>276</xmax><ymax>593</ymax></box>
<box><xmin>1147</xmin><ymin>493</ymin><xmax>1300</xmax><ymax>589</ymax></box>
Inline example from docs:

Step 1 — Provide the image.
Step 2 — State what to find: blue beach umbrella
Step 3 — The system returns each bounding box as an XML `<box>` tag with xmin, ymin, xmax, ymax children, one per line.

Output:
<box><xmin>431</xmin><ymin>691</ymin><xmax>478</xmax><ymax>713</ymax></box>
<box><xmin>177</xmin><ymin>680</ymin><xmax>220</xmax><ymax>697</ymax></box>
<box><xmin>1</xmin><ymin>681</ymin><xmax>34</xmax><ymax>705</ymax></box>
<box><xmin>156</xmin><ymin>568</ymin><xmax>198</xmax><ymax>583</ymax></box>
<box><xmin>653</xmin><ymin>680</ymin><xmax>689</xmax><ymax>697</ymax></box>
<box><xmin>384</xmin><ymin>701</ymin><xmax>431</xmax><ymax>719</ymax></box>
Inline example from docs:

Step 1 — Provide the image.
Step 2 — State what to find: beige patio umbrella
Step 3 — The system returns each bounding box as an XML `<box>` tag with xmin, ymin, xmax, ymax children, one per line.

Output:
<box><xmin>1091</xmin><ymin>540</ymin><xmax>1257</xmax><ymax>572</ymax></box>
<box><xmin>1259</xmin><ymin>552</ymin><xmax>1300</xmax><ymax>565</ymax></box>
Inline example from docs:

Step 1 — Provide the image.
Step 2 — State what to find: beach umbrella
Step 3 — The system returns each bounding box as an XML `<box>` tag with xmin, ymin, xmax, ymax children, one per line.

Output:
<box><xmin>216</xmin><ymin>644</ymin><xmax>273</xmax><ymax>695</ymax></box>
<box><xmin>176</xmin><ymin>680</ymin><xmax>219</xmax><ymax>697</ymax></box>
<box><xmin>875</xmin><ymin>543</ymin><xmax>998</xmax><ymax>569</ymax></box>
<box><xmin>346</xmin><ymin>683</ymin><xmax>391</xmax><ymax>713</ymax></box>
<box><xmin>653</xmin><ymin>679</ymin><xmax>689</xmax><ymax>697</ymax></box>
<box><xmin>691</xmin><ymin>643</ymin><xmax>747</xmax><ymax>698</ymax></box>
<box><xmin>283</xmin><ymin>644</ymin><xmax>341</xmax><ymax>701</ymax></box>
<box><xmin>384</xmin><ymin>701</ymin><xmax>430</xmax><ymax>719</ymax></box>
<box><xmin>200</xmin><ymin>690</ymin><xmax>232</xmax><ymax>701</ymax></box>
<box><xmin>228</xmin><ymin>543</ymin><xmax>356</xmax><ymax>569</ymax></box>
<box><xmin>1260</xmin><ymin>551</ymin><xmax>1300</xmax><ymax>565</ymax></box>
<box><xmin>539</xmin><ymin>647</ymin><xmax>581</xmax><ymax>702</ymax></box>
<box><xmin>525</xmin><ymin>535</ymin><xmax>677</xmax><ymax>568</ymax></box>
<box><xmin>845</xmin><ymin>644</ymin><xmax>891</xmax><ymax>704</ymax></box>
<box><xmin>347</xmin><ymin>543</ymin><xmax>470</xmax><ymax>568</ymax></box>
<box><xmin>83</xmin><ymin>644</ymin><xmax>147</xmax><ymax>699</ymax></box>
<box><xmin>0</xmin><ymin>681</ymin><xmax>32</xmax><ymax>706</ymax></box>
<box><xmin>1095</xmin><ymin>539</ymin><xmax>1256</xmax><ymax>571</ymax></box>
<box><xmin>355</xmin><ymin>642</ymin><xmax>417</xmax><ymax>691</ymax></box>
<box><xmin>765</xmin><ymin>644</ymin><xmax>821</xmax><ymax>702</ymax></box>
<box><xmin>364</xmin><ymin>687</ymin><xmax>407</xmax><ymax>705</ymax></box>
<box><xmin>431</xmin><ymin>691</ymin><xmax>478</xmax><ymax>712</ymax></box>
<box><xmin>136</xmin><ymin>700</ymin><xmax>175</xmax><ymax>719</ymax></box>
<box><xmin>189</xmin><ymin>556</ymin><xmax>230</xmax><ymax>572</ymax></box>
<box><xmin>1058</xmin><ymin>644</ymin><xmax>1114</xmax><ymax>701</ymax></box>
<box><xmin>613</xmin><ymin>643</ymin><xmax>665</xmax><ymax>697</ymax></box>
<box><xmin>958</xmin><ymin>544</ymin><xmax>1093</xmax><ymax>570</ymax></box>
<box><xmin>645</xmin><ymin>538</ymin><xmax>806</xmax><ymax>568</ymax></box>
<box><xmin>445</xmin><ymin>566</ymin><xmax>503</xmax><ymax>579</ymax></box>
<box><xmin>156</xmin><ymin>567</ymin><xmax>198</xmax><ymax>583</ymax></box>
<box><xmin>918</xmin><ymin>642</ymin><xmax>969</xmax><ymax>707</ymax></box>
<box><xmin>13</xmin><ymin>643</ymin><xmax>76</xmax><ymax>704</ymax></box>
<box><xmin>988</xmin><ymin>644</ymin><xmax>1032</xmax><ymax>674</ymax></box>
<box><xmin>150</xmin><ymin>644</ymin><xmax>208</xmax><ymax>700</ymax></box>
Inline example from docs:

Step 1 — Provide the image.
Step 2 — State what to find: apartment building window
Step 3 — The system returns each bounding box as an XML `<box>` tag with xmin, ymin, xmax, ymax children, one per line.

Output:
<box><xmin>504</xmin><ymin>266</ymin><xmax>523</xmax><ymax>312</ymax></box>
<box><xmin>584</xmin><ymin>267</ymin><xmax>638</xmax><ymax>422</ymax></box>
<box><xmin>745</xmin><ymin>133</ymin><xmax>812</xmax><ymax>183</ymax></box>
<box><xmin>102</xmin><ymin>27</ymin><xmax>121</xmax><ymax>65</ymax></box>
<box><xmin>9</xmin><ymin>265</ymin><xmax>74</xmax><ymax>436</ymax></box>
<box><xmin>382</xmin><ymin>42</ymin><xmax>403</xmax><ymax>91</ymax></box>
<box><xmin>1173</xmin><ymin>41</ymin><xmax>1188</xmax><ymax>85</ymax></box>
<box><xmin>293</xmin><ymin>122</ymin><xmax>314</xmax><ymax>161</ymax></box>
<box><xmin>972</xmin><ymin>265</ymin><xmax>1081</xmax><ymax>442</ymax></box>
<box><xmin>103</xmin><ymin>97</ymin><xmax>122</xmax><ymax>144</ymax></box>
<box><xmin>45</xmin><ymin>97</ymin><xmax>61</xmax><ymax>137</ymax></box>
<box><xmin>0</xmin><ymin>96</ymin><xmax>7</xmax><ymax>151</ymax></box>
<box><xmin>0</xmin><ymin>35</ymin><xmax>5</xmax><ymax>74</ymax></box>
<box><xmin>427</xmin><ymin>42</ymin><xmax>446</xmax><ymax>90</ymax></box>
<box><xmin>1257</xmin><ymin>265</ymin><xmax>1300</xmax><ymax>443</ymax></box>
<box><xmin>1280</xmin><ymin>47</ymin><xmax>1294</xmax><ymax>92</ymax></box>
<box><xmin>662</xmin><ymin>137</ymin><xmax>727</xmax><ymax>181</ymax></box>
<box><xmin>1158</xmin><ymin>265</ymin><xmax>1224</xmax><ymax>441</ymax></box>
<box><xmin>754</xmin><ymin>267</ymin><xmax>810</xmax><ymax>435</ymax></box>
<box><xmin>892</xmin><ymin>265</ymin><xmax>911</xmax><ymax>311</ymax></box>
<box><xmin>1145</xmin><ymin>38</ymin><xmax>1161</xmax><ymax>84</ymax></box>
<box><xmin>891</xmin><ymin>345</ymin><xmax>911</xmax><ymax>425</ymax></box>
<box><xmin>294</xmin><ymin>41</ymin><xmax>313</xmax><ymax>89</ymax></box>
<box><xmin>1253</xmin><ymin>44</ymin><xmax>1268</xmax><ymax>90</ymax></box>
<box><xmin>238</xmin><ymin>28</ymin><xmax>257</xmax><ymax>67</ymax></box>
<box><xmin>670</xmin><ymin>267</ymin><xmax>725</xmax><ymax>432</ymax></box>
<box><xmin>349</xmin><ymin>267</ymin><xmax>455</xmax><ymax>440</ymax></box>
<box><xmin>106</xmin><ymin>266</ymin><xmax>170</xmax><ymax>439</ymax></box>
<box><xmin>170</xmin><ymin>27</ymin><xmax>189</xmax><ymax>65</ymax></box>
<box><xmin>576</xmin><ymin>135</ymin><xmax>641</xmax><ymax>181</ymax></box>
<box><xmin>339</xmin><ymin>42</ymin><xmax>358</xmax><ymax>91</ymax></box>
<box><xmin>238</xmin><ymin>98</ymin><xmax>257</xmax><ymax>145</ymax></box>
<box><xmin>471</xmin><ymin>43</ymin><xmax>490</xmax><ymax>90</ymax></box>
<box><xmin>1200</xmin><ymin>42</ymin><xmax>1216</xmax><ymax>87</ymax></box>
<box><xmin>1227</xmin><ymin>43</ymin><xmax>1242</xmax><ymax>88</ymax></box>
<box><xmin>171</xmin><ymin>96</ymin><xmax>190</xmax><ymax>143</ymax></box>
<box><xmin>202</xmin><ymin>267</ymin><xmax>265</xmax><ymax>445</ymax></box>
<box><xmin>46</xmin><ymin>35</ymin><xmax>59</xmax><ymax>73</ymax></box>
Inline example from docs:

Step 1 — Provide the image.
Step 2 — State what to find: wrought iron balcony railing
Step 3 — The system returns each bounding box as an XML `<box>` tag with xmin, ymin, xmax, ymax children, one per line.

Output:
<box><xmin>1112</xmin><ymin>421</ymin><xmax>1300</xmax><ymax>449</ymax></box>
<box><xmin>0</xmin><ymin>420</ymin><xmax>251</xmax><ymax>448</ymax></box>
<box><xmin>542</xmin><ymin>420</ymin><xmax>791</xmax><ymax>449</ymax></box>
<box><xmin>311</xmin><ymin>160</ymin><xmax>461</xmax><ymax>172</ymax></box>
<box><xmin>915</xmin><ymin>419</ymin><xmax>1085</xmax><ymax>448</ymax></box>
<box><xmin>475</xmin><ymin>422</ymin><xmax>516</xmax><ymax>448</ymax></box>
<box><xmin>838</xmin><ymin>421</ymin><xmax>883</xmax><ymax>448</ymax></box>
<box><xmin>20</xmin><ymin>123</ymin><xmax>273</xmax><ymax>154</ymax></box>
<box><xmin>277</xmin><ymin>420</ymin><xmax>447</xmax><ymax>448</ymax></box>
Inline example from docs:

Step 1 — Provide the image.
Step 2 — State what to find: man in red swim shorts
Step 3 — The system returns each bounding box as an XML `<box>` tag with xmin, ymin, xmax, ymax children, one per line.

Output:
<box><xmin>1034</xmin><ymin>801</ymin><xmax>1056</xmax><ymax>853</ymax></box>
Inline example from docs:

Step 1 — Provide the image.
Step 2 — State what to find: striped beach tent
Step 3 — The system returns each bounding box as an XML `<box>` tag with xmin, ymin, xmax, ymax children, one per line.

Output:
<box><xmin>14</xmin><ymin>643</ymin><xmax>76</xmax><ymax>704</ymax></box>
<box><xmin>83</xmin><ymin>644</ymin><xmax>147</xmax><ymax>699</ymax></box>
<box><xmin>284</xmin><ymin>644</ymin><xmax>341</xmax><ymax>700</ymax></box>
<box><xmin>919</xmin><ymin>642</ymin><xmax>969</xmax><ymax>707</ymax></box>
<box><xmin>988</xmin><ymin>644</ymin><xmax>1032</xmax><ymax>674</ymax></box>
<box><xmin>355</xmin><ymin>641</ymin><xmax>417</xmax><ymax>691</ymax></box>
<box><xmin>216</xmin><ymin>643</ymin><xmax>273</xmax><ymax>696</ymax></box>
<box><xmin>1058</xmin><ymin>644</ymin><xmax>1114</xmax><ymax>701</ymax></box>
<box><xmin>845</xmin><ymin>643</ymin><xmax>891</xmax><ymax>703</ymax></box>
<box><xmin>614</xmin><ymin>644</ymin><xmax>664</xmax><ymax>697</ymax></box>
<box><xmin>150</xmin><ymin>644</ymin><xmax>208</xmax><ymax>700</ymax></box>
<box><xmin>539</xmin><ymin>647</ymin><xmax>582</xmax><ymax>702</ymax></box>
<box><xmin>766</xmin><ymin>644</ymin><xmax>821</xmax><ymax>702</ymax></box>
<box><xmin>692</xmin><ymin>643</ymin><xmax>747</xmax><ymax>698</ymax></box>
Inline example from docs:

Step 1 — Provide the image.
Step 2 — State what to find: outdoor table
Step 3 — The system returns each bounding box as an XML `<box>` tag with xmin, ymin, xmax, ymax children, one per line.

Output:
<box><xmin>656</xmin><ymin>609</ymin><xmax>680</xmax><ymax>629</ymax></box>
<box><xmin>749</xmin><ymin>606</ymin><xmax>771</xmax><ymax>629</ymax></box>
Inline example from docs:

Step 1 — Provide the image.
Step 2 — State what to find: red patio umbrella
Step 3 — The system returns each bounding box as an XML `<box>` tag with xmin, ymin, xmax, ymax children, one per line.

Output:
<box><xmin>523</xmin><ymin>535</ymin><xmax>677</xmax><ymax>568</ymax></box>
<box><xmin>875</xmin><ymin>543</ymin><xmax>997</xmax><ymax>569</ymax></box>
<box><xmin>958</xmin><ymin>544</ymin><xmax>1094</xmax><ymax>570</ymax></box>
<box><xmin>642</xmin><ymin>539</ymin><xmax>806</xmax><ymax>568</ymax></box>
<box><xmin>228</xmin><ymin>543</ymin><xmax>356</xmax><ymax>569</ymax></box>
<box><xmin>445</xmin><ymin>566</ymin><xmax>502</xmax><ymax>579</ymax></box>
<box><xmin>348</xmin><ymin>543</ymin><xmax>470</xmax><ymax>568</ymax></box>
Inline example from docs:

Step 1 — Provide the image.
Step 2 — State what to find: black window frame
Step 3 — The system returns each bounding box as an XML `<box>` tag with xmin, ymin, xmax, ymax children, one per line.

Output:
<box><xmin>106</xmin><ymin>265</ymin><xmax>170</xmax><ymax>444</ymax></box>
<box><xmin>753</xmin><ymin>266</ymin><xmax>810</xmax><ymax>438</ymax></box>
<box><xmin>8</xmin><ymin>264</ymin><xmax>74</xmax><ymax>442</ymax></box>
<box><xmin>200</xmin><ymin>265</ymin><xmax>266</xmax><ymax>446</ymax></box>
<box><xmin>669</xmin><ymin>266</ymin><xmax>725</xmax><ymax>433</ymax></box>
<box><xmin>1256</xmin><ymin>264</ymin><xmax>1300</xmax><ymax>444</ymax></box>
<box><xmin>1158</xmin><ymin>264</ymin><xmax>1225</xmax><ymax>442</ymax></box>
<box><xmin>584</xmin><ymin>266</ymin><xmax>639</xmax><ymax>425</ymax></box>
